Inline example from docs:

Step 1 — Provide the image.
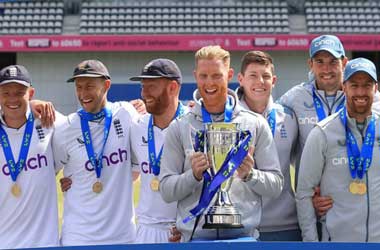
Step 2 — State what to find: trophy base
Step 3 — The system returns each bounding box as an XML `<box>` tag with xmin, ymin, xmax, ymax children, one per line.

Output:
<box><xmin>203</xmin><ymin>204</ymin><xmax>244</xmax><ymax>229</ymax></box>
<box><xmin>203</xmin><ymin>214</ymin><xmax>244</xmax><ymax>229</ymax></box>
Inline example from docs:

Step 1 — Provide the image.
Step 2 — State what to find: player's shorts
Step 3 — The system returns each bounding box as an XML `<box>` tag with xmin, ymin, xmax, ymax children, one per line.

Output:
<box><xmin>135</xmin><ymin>222</ymin><xmax>172</xmax><ymax>244</ymax></box>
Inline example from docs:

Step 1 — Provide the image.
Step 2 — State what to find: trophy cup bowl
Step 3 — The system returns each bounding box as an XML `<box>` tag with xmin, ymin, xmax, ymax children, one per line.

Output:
<box><xmin>203</xmin><ymin>122</ymin><xmax>244</xmax><ymax>229</ymax></box>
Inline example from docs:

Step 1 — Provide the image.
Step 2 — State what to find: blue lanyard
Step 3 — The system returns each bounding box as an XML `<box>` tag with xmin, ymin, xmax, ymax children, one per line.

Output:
<box><xmin>0</xmin><ymin>112</ymin><xmax>34</xmax><ymax>182</ymax></box>
<box><xmin>312</xmin><ymin>87</ymin><xmax>345</xmax><ymax>121</ymax></box>
<box><xmin>148</xmin><ymin>103</ymin><xmax>185</xmax><ymax>176</ymax></box>
<box><xmin>339</xmin><ymin>107</ymin><xmax>375</xmax><ymax>179</ymax></box>
<box><xmin>201</xmin><ymin>96</ymin><xmax>233</xmax><ymax>123</ymax></box>
<box><xmin>266</xmin><ymin>109</ymin><xmax>276</xmax><ymax>137</ymax></box>
<box><xmin>78</xmin><ymin>107</ymin><xmax>112</xmax><ymax>179</ymax></box>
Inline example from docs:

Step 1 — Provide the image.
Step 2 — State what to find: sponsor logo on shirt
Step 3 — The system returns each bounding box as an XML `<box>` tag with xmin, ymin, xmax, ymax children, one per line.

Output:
<box><xmin>303</xmin><ymin>101</ymin><xmax>314</xmax><ymax>109</ymax></box>
<box><xmin>76</xmin><ymin>137</ymin><xmax>85</xmax><ymax>145</ymax></box>
<box><xmin>141</xmin><ymin>136</ymin><xmax>148</xmax><ymax>145</ymax></box>
<box><xmin>2</xmin><ymin>153</ymin><xmax>48</xmax><ymax>176</ymax></box>
<box><xmin>337</xmin><ymin>139</ymin><xmax>346</xmax><ymax>147</ymax></box>
<box><xmin>140</xmin><ymin>161</ymin><xmax>152</xmax><ymax>174</ymax></box>
<box><xmin>298</xmin><ymin>115</ymin><xmax>318</xmax><ymax>125</ymax></box>
<box><xmin>332</xmin><ymin>156</ymin><xmax>348</xmax><ymax>166</ymax></box>
<box><xmin>84</xmin><ymin>148</ymin><xmax>128</xmax><ymax>171</ymax></box>
<box><xmin>113</xmin><ymin>119</ymin><xmax>124</xmax><ymax>138</ymax></box>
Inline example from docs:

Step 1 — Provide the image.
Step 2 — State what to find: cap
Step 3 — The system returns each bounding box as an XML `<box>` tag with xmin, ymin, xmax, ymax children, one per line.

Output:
<box><xmin>309</xmin><ymin>35</ymin><xmax>345</xmax><ymax>58</ymax></box>
<box><xmin>344</xmin><ymin>57</ymin><xmax>377</xmax><ymax>83</ymax></box>
<box><xmin>129</xmin><ymin>58</ymin><xmax>182</xmax><ymax>84</ymax></box>
<box><xmin>0</xmin><ymin>65</ymin><xmax>31</xmax><ymax>87</ymax></box>
<box><xmin>67</xmin><ymin>59</ymin><xmax>111</xmax><ymax>82</ymax></box>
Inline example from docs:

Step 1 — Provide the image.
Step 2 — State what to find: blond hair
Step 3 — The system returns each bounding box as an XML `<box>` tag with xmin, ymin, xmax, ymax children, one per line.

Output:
<box><xmin>195</xmin><ymin>45</ymin><xmax>230</xmax><ymax>68</ymax></box>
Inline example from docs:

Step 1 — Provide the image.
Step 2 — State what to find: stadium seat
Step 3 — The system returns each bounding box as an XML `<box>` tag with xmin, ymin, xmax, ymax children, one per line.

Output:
<box><xmin>78</xmin><ymin>0</ymin><xmax>292</xmax><ymax>34</ymax></box>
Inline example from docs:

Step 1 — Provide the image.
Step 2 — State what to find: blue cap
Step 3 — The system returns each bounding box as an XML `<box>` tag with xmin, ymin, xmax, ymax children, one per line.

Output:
<box><xmin>309</xmin><ymin>35</ymin><xmax>345</xmax><ymax>58</ymax></box>
<box><xmin>344</xmin><ymin>58</ymin><xmax>377</xmax><ymax>83</ymax></box>
<box><xmin>0</xmin><ymin>65</ymin><xmax>32</xmax><ymax>87</ymax></box>
<box><xmin>130</xmin><ymin>58</ymin><xmax>182</xmax><ymax>84</ymax></box>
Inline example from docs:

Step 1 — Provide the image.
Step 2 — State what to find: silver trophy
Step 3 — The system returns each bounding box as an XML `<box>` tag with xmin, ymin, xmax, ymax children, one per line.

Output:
<box><xmin>203</xmin><ymin>122</ymin><xmax>243</xmax><ymax>229</ymax></box>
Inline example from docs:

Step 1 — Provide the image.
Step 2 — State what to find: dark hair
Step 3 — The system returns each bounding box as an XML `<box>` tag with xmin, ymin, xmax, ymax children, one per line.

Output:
<box><xmin>240</xmin><ymin>51</ymin><xmax>274</xmax><ymax>74</ymax></box>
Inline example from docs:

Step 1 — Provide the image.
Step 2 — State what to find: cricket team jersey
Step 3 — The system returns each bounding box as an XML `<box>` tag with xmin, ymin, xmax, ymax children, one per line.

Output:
<box><xmin>53</xmin><ymin>102</ymin><xmax>138</xmax><ymax>246</ymax></box>
<box><xmin>131</xmin><ymin>114</ymin><xmax>177</xmax><ymax>226</ymax></box>
<box><xmin>0</xmin><ymin>110</ymin><xmax>59</xmax><ymax>249</ymax></box>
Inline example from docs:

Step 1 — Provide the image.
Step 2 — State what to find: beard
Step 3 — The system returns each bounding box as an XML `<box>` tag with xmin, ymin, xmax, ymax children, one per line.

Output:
<box><xmin>144</xmin><ymin>91</ymin><xmax>170</xmax><ymax>115</ymax></box>
<box><xmin>346</xmin><ymin>97</ymin><xmax>372</xmax><ymax>118</ymax></box>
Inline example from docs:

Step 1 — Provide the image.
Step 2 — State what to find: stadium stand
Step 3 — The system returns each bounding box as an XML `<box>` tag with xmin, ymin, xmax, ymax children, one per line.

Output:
<box><xmin>0</xmin><ymin>0</ymin><xmax>64</xmax><ymax>35</ymax></box>
<box><xmin>79</xmin><ymin>1</ymin><xmax>290</xmax><ymax>34</ymax></box>
<box><xmin>305</xmin><ymin>0</ymin><xmax>380</xmax><ymax>34</ymax></box>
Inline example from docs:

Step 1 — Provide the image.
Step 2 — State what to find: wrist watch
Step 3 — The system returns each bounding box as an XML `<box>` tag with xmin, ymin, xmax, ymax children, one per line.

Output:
<box><xmin>242</xmin><ymin>168</ymin><xmax>254</xmax><ymax>182</ymax></box>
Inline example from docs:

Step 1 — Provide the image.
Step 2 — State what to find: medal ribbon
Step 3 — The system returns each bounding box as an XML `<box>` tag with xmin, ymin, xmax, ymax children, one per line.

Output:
<box><xmin>312</xmin><ymin>86</ymin><xmax>345</xmax><ymax>121</ymax></box>
<box><xmin>148</xmin><ymin>103</ymin><xmax>185</xmax><ymax>176</ymax></box>
<box><xmin>339</xmin><ymin>107</ymin><xmax>375</xmax><ymax>179</ymax></box>
<box><xmin>0</xmin><ymin>112</ymin><xmax>34</xmax><ymax>183</ymax></box>
<box><xmin>267</xmin><ymin>109</ymin><xmax>276</xmax><ymax>137</ymax></box>
<box><xmin>183</xmin><ymin>130</ymin><xmax>252</xmax><ymax>223</ymax></box>
<box><xmin>201</xmin><ymin>96</ymin><xmax>233</xmax><ymax>123</ymax></box>
<box><xmin>78</xmin><ymin>107</ymin><xmax>112</xmax><ymax>179</ymax></box>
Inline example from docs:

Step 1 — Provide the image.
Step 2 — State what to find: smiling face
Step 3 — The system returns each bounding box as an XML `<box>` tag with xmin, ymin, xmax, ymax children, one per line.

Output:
<box><xmin>343</xmin><ymin>72</ymin><xmax>377</xmax><ymax>122</ymax></box>
<box><xmin>74</xmin><ymin>77</ymin><xmax>110</xmax><ymax>113</ymax></box>
<box><xmin>309</xmin><ymin>51</ymin><xmax>347</xmax><ymax>95</ymax></box>
<box><xmin>194</xmin><ymin>58</ymin><xmax>233</xmax><ymax>113</ymax></box>
<box><xmin>141</xmin><ymin>78</ymin><xmax>173</xmax><ymax>115</ymax></box>
<box><xmin>238</xmin><ymin>62</ymin><xmax>276</xmax><ymax>111</ymax></box>
<box><xmin>0</xmin><ymin>82</ymin><xmax>34</xmax><ymax>125</ymax></box>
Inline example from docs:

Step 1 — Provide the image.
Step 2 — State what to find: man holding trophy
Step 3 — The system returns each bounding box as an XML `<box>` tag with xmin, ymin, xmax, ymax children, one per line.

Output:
<box><xmin>159</xmin><ymin>45</ymin><xmax>283</xmax><ymax>242</ymax></box>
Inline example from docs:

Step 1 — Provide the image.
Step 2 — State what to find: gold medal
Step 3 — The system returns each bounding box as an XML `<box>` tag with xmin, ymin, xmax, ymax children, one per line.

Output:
<box><xmin>349</xmin><ymin>182</ymin><xmax>358</xmax><ymax>194</ymax></box>
<box><xmin>357</xmin><ymin>182</ymin><xmax>367</xmax><ymax>195</ymax></box>
<box><xmin>92</xmin><ymin>181</ymin><xmax>103</xmax><ymax>194</ymax></box>
<box><xmin>11</xmin><ymin>183</ymin><xmax>21</xmax><ymax>197</ymax></box>
<box><xmin>150</xmin><ymin>177</ymin><xmax>160</xmax><ymax>191</ymax></box>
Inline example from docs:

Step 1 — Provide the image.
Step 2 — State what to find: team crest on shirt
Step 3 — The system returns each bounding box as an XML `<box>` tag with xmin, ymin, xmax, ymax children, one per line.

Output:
<box><xmin>113</xmin><ymin>119</ymin><xmax>124</xmax><ymax>138</ymax></box>
<box><xmin>35</xmin><ymin>125</ymin><xmax>45</xmax><ymax>141</ymax></box>
<box><xmin>280</xmin><ymin>124</ymin><xmax>287</xmax><ymax>138</ymax></box>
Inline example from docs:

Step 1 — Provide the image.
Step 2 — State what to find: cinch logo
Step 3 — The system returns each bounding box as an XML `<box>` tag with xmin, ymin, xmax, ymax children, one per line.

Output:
<box><xmin>85</xmin><ymin>148</ymin><xmax>128</xmax><ymax>171</ymax></box>
<box><xmin>350</xmin><ymin>62</ymin><xmax>371</xmax><ymax>70</ymax></box>
<box><xmin>332</xmin><ymin>157</ymin><xmax>348</xmax><ymax>166</ymax></box>
<box><xmin>2</xmin><ymin>154</ymin><xmax>48</xmax><ymax>176</ymax></box>
<box><xmin>140</xmin><ymin>161</ymin><xmax>153</xmax><ymax>174</ymax></box>
<box><xmin>298</xmin><ymin>116</ymin><xmax>318</xmax><ymax>125</ymax></box>
<box><xmin>314</xmin><ymin>39</ymin><xmax>335</xmax><ymax>47</ymax></box>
